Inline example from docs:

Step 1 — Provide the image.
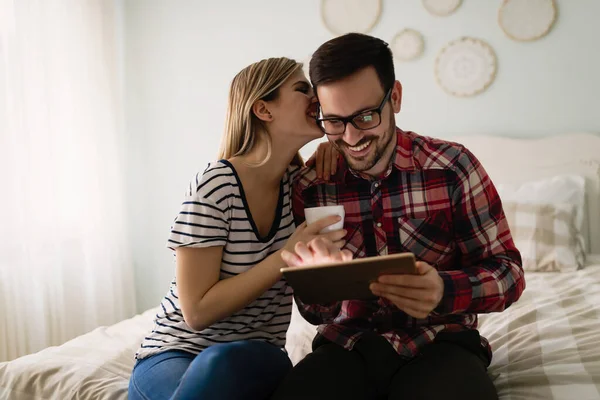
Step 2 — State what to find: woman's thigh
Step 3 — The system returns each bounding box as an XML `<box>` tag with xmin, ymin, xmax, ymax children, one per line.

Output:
<box><xmin>129</xmin><ymin>342</ymin><xmax>292</xmax><ymax>400</ymax></box>
<box><xmin>128</xmin><ymin>350</ymin><xmax>196</xmax><ymax>400</ymax></box>
<box><xmin>176</xmin><ymin>340</ymin><xmax>292</xmax><ymax>400</ymax></box>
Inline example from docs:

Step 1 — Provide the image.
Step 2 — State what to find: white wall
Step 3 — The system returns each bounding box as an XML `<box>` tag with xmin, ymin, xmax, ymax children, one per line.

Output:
<box><xmin>122</xmin><ymin>0</ymin><xmax>600</xmax><ymax>312</ymax></box>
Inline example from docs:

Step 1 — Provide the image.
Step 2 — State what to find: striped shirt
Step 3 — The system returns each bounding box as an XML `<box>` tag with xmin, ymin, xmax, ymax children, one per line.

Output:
<box><xmin>293</xmin><ymin>129</ymin><xmax>525</xmax><ymax>361</ymax></box>
<box><xmin>136</xmin><ymin>160</ymin><xmax>299</xmax><ymax>360</ymax></box>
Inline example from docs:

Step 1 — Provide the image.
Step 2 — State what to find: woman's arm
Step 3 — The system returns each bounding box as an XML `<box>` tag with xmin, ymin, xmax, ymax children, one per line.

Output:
<box><xmin>306</xmin><ymin>141</ymin><xmax>340</xmax><ymax>180</ymax></box>
<box><xmin>176</xmin><ymin>246</ymin><xmax>287</xmax><ymax>331</ymax></box>
<box><xmin>177</xmin><ymin>216</ymin><xmax>346</xmax><ymax>331</ymax></box>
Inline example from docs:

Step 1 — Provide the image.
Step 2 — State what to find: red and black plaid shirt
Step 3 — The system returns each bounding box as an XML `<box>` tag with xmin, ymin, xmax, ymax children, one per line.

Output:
<box><xmin>292</xmin><ymin>129</ymin><xmax>525</xmax><ymax>360</ymax></box>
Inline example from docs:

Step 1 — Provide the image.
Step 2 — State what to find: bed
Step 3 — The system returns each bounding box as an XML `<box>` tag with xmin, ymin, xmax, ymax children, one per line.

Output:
<box><xmin>2</xmin><ymin>132</ymin><xmax>600</xmax><ymax>400</ymax></box>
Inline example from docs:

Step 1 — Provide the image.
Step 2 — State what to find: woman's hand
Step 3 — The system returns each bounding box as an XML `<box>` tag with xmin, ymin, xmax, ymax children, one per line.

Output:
<box><xmin>282</xmin><ymin>236</ymin><xmax>353</xmax><ymax>267</ymax></box>
<box><xmin>283</xmin><ymin>215</ymin><xmax>346</xmax><ymax>254</ymax></box>
<box><xmin>306</xmin><ymin>141</ymin><xmax>340</xmax><ymax>181</ymax></box>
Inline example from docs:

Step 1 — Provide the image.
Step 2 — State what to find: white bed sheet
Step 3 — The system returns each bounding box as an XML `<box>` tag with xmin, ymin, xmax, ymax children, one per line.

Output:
<box><xmin>480</xmin><ymin>259</ymin><xmax>600</xmax><ymax>400</ymax></box>
<box><xmin>0</xmin><ymin>309</ymin><xmax>155</xmax><ymax>400</ymax></box>
<box><xmin>2</xmin><ymin>260</ymin><xmax>600</xmax><ymax>400</ymax></box>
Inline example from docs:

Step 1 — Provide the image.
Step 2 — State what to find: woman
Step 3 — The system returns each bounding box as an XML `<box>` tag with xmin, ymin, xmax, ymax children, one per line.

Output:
<box><xmin>128</xmin><ymin>58</ymin><xmax>346</xmax><ymax>400</ymax></box>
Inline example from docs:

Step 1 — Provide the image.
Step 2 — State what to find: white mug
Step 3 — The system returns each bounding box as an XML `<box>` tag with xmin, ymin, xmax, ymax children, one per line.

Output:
<box><xmin>304</xmin><ymin>205</ymin><xmax>345</xmax><ymax>233</ymax></box>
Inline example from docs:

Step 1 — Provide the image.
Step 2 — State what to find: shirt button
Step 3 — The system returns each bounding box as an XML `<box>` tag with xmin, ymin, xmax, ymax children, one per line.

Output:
<box><xmin>374</xmin><ymin>182</ymin><xmax>379</xmax><ymax>188</ymax></box>
<box><xmin>376</xmin><ymin>222</ymin><xmax>382</xmax><ymax>228</ymax></box>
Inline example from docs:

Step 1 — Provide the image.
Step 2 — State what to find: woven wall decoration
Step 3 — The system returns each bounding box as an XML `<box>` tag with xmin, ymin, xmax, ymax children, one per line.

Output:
<box><xmin>321</xmin><ymin>0</ymin><xmax>382</xmax><ymax>35</ymax></box>
<box><xmin>435</xmin><ymin>37</ymin><xmax>497</xmax><ymax>97</ymax></box>
<box><xmin>499</xmin><ymin>0</ymin><xmax>557</xmax><ymax>42</ymax></box>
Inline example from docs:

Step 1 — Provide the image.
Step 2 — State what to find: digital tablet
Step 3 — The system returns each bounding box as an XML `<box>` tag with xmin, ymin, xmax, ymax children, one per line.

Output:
<box><xmin>280</xmin><ymin>252</ymin><xmax>417</xmax><ymax>304</ymax></box>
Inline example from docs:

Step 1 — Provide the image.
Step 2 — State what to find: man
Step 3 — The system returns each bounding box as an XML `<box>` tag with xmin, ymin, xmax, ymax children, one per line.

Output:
<box><xmin>271</xmin><ymin>33</ymin><xmax>525</xmax><ymax>400</ymax></box>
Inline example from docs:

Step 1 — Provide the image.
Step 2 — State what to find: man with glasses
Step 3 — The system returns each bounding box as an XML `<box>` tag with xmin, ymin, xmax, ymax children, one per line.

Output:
<box><xmin>271</xmin><ymin>33</ymin><xmax>524</xmax><ymax>400</ymax></box>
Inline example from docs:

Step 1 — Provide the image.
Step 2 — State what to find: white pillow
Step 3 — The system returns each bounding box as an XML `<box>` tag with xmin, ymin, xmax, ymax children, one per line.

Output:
<box><xmin>503</xmin><ymin>201</ymin><xmax>585</xmax><ymax>272</ymax></box>
<box><xmin>285</xmin><ymin>300</ymin><xmax>317</xmax><ymax>365</ymax></box>
<box><xmin>496</xmin><ymin>175</ymin><xmax>588</xmax><ymax>252</ymax></box>
<box><xmin>496</xmin><ymin>175</ymin><xmax>587</xmax><ymax>271</ymax></box>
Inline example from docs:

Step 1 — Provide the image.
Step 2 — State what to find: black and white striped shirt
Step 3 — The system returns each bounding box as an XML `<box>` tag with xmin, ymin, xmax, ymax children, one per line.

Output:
<box><xmin>136</xmin><ymin>160</ymin><xmax>299</xmax><ymax>360</ymax></box>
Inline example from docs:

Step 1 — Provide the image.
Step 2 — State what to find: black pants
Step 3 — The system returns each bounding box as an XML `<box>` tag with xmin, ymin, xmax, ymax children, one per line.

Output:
<box><xmin>271</xmin><ymin>330</ymin><xmax>498</xmax><ymax>400</ymax></box>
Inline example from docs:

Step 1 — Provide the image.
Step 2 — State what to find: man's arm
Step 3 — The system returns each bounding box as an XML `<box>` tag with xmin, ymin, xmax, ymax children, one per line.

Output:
<box><xmin>291</xmin><ymin>174</ymin><xmax>342</xmax><ymax>324</ymax></box>
<box><xmin>435</xmin><ymin>147</ymin><xmax>525</xmax><ymax>315</ymax></box>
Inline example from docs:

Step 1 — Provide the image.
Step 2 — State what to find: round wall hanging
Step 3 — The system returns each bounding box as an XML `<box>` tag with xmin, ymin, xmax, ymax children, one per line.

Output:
<box><xmin>499</xmin><ymin>0</ymin><xmax>557</xmax><ymax>42</ymax></box>
<box><xmin>434</xmin><ymin>37</ymin><xmax>497</xmax><ymax>97</ymax></box>
<box><xmin>321</xmin><ymin>0</ymin><xmax>382</xmax><ymax>36</ymax></box>
<box><xmin>391</xmin><ymin>29</ymin><xmax>425</xmax><ymax>61</ymax></box>
<box><xmin>422</xmin><ymin>0</ymin><xmax>462</xmax><ymax>16</ymax></box>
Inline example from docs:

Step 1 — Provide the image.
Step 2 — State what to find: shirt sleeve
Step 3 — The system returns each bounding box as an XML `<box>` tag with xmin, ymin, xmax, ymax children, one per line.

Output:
<box><xmin>293</xmin><ymin>295</ymin><xmax>341</xmax><ymax>325</ymax></box>
<box><xmin>167</xmin><ymin>170</ymin><xmax>230</xmax><ymax>250</ymax></box>
<box><xmin>434</xmin><ymin>147</ymin><xmax>525</xmax><ymax>315</ymax></box>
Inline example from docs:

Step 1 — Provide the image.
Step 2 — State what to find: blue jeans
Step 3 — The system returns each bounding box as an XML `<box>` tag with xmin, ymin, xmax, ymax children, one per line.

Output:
<box><xmin>128</xmin><ymin>340</ymin><xmax>292</xmax><ymax>400</ymax></box>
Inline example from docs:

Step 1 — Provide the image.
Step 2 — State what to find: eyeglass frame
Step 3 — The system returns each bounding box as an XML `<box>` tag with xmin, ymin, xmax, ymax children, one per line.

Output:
<box><xmin>315</xmin><ymin>88</ymin><xmax>393</xmax><ymax>136</ymax></box>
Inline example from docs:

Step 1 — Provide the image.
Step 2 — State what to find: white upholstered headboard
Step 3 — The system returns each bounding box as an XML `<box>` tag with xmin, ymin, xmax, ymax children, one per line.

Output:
<box><xmin>447</xmin><ymin>133</ymin><xmax>600</xmax><ymax>255</ymax></box>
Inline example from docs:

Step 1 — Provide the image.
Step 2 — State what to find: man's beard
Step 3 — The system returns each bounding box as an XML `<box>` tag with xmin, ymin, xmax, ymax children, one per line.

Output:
<box><xmin>334</xmin><ymin>115</ymin><xmax>395</xmax><ymax>172</ymax></box>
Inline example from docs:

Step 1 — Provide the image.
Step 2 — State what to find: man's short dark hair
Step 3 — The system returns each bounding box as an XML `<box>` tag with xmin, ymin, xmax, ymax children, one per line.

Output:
<box><xmin>309</xmin><ymin>33</ymin><xmax>395</xmax><ymax>92</ymax></box>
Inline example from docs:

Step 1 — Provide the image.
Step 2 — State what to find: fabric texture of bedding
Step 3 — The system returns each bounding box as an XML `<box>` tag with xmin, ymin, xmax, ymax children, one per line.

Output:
<box><xmin>479</xmin><ymin>260</ymin><xmax>600</xmax><ymax>400</ymax></box>
<box><xmin>2</xmin><ymin>261</ymin><xmax>600</xmax><ymax>400</ymax></box>
<box><xmin>0</xmin><ymin>310</ymin><xmax>155</xmax><ymax>400</ymax></box>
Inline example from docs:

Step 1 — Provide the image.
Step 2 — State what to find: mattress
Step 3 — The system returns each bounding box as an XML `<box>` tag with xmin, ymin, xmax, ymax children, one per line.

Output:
<box><xmin>2</xmin><ymin>261</ymin><xmax>600</xmax><ymax>400</ymax></box>
<box><xmin>0</xmin><ymin>309</ymin><xmax>155</xmax><ymax>399</ymax></box>
<box><xmin>479</xmin><ymin>261</ymin><xmax>600</xmax><ymax>400</ymax></box>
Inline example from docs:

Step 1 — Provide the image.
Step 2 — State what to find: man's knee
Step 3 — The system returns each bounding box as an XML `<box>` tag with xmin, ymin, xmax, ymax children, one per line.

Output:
<box><xmin>390</xmin><ymin>342</ymin><xmax>497</xmax><ymax>400</ymax></box>
<box><xmin>271</xmin><ymin>343</ymin><xmax>369</xmax><ymax>400</ymax></box>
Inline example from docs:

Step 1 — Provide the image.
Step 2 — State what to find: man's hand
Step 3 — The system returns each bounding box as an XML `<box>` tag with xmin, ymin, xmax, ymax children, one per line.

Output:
<box><xmin>369</xmin><ymin>261</ymin><xmax>444</xmax><ymax>319</ymax></box>
<box><xmin>281</xmin><ymin>237</ymin><xmax>353</xmax><ymax>267</ymax></box>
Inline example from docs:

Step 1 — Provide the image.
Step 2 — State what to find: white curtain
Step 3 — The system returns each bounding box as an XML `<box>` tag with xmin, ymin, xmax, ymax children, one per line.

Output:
<box><xmin>0</xmin><ymin>0</ymin><xmax>136</xmax><ymax>362</ymax></box>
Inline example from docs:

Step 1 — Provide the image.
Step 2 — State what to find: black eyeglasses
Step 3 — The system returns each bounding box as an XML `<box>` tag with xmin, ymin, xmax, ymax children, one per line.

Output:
<box><xmin>316</xmin><ymin>88</ymin><xmax>392</xmax><ymax>136</ymax></box>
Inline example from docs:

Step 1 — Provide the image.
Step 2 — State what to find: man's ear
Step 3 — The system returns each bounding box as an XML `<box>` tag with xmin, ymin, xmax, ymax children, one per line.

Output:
<box><xmin>391</xmin><ymin>80</ymin><xmax>402</xmax><ymax>113</ymax></box>
<box><xmin>252</xmin><ymin>100</ymin><xmax>273</xmax><ymax>122</ymax></box>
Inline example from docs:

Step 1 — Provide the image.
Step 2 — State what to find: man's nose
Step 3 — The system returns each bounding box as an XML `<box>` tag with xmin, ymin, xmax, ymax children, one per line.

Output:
<box><xmin>342</xmin><ymin>124</ymin><xmax>364</xmax><ymax>147</ymax></box>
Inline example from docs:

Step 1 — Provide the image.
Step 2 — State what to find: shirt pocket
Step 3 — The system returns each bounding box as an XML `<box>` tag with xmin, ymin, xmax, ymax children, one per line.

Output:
<box><xmin>397</xmin><ymin>212</ymin><xmax>453</xmax><ymax>265</ymax></box>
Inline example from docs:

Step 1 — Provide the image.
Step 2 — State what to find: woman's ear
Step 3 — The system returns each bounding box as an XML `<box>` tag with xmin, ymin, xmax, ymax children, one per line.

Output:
<box><xmin>252</xmin><ymin>100</ymin><xmax>273</xmax><ymax>122</ymax></box>
<box><xmin>391</xmin><ymin>80</ymin><xmax>403</xmax><ymax>113</ymax></box>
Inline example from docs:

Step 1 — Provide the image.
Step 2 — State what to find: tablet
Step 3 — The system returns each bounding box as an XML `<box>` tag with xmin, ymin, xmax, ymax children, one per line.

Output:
<box><xmin>280</xmin><ymin>252</ymin><xmax>416</xmax><ymax>304</ymax></box>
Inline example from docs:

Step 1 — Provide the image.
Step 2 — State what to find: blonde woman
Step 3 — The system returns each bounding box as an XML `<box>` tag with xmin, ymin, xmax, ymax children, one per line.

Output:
<box><xmin>128</xmin><ymin>58</ymin><xmax>346</xmax><ymax>400</ymax></box>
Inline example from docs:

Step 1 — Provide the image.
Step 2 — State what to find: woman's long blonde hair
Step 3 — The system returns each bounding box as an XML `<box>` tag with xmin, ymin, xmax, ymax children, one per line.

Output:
<box><xmin>218</xmin><ymin>57</ymin><xmax>304</xmax><ymax>167</ymax></box>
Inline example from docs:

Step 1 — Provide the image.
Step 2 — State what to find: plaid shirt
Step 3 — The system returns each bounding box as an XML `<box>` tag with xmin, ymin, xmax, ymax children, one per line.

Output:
<box><xmin>292</xmin><ymin>129</ymin><xmax>525</xmax><ymax>360</ymax></box>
